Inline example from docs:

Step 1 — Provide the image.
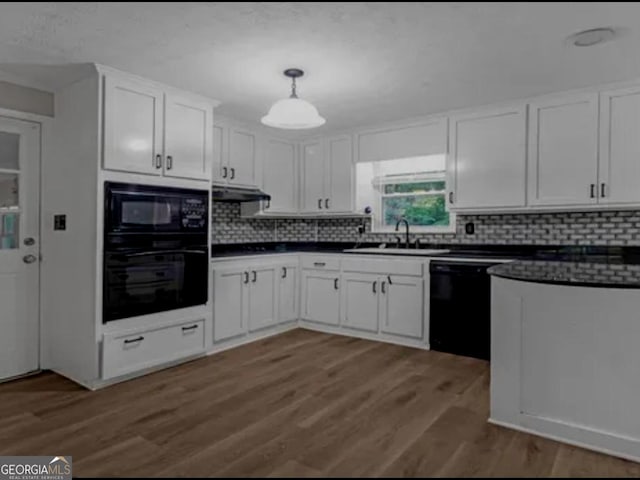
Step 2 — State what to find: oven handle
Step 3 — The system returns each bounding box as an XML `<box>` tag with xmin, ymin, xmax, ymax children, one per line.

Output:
<box><xmin>113</xmin><ymin>249</ymin><xmax>208</xmax><ymax>258</ymax></box>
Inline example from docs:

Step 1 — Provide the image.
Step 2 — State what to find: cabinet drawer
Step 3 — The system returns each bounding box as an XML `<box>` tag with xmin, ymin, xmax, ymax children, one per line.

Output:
<box><xmin>102</xmin><ymin>319</ymin><xmax>205</xmax><ymax>379</ymax></box>
<box><xmin>301</xmin><ymin>255</ymin><xmax>341</xmax><ymax>271</ymax></box>
<box><xmin>342</xmin><ymin>257</ymin><xmax>423</xmax><ymax>276</ymax></box>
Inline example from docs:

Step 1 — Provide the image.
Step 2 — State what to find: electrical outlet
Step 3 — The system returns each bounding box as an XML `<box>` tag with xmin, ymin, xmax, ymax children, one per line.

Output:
<box><xmin>465</xmin><ymin>222</ymin><xmax>475</xmax><ymax>235</ymax></box>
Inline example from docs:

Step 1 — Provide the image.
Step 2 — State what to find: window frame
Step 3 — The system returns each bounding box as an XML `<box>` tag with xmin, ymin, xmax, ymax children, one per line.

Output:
<box><xmin>372</xmin><ymin>171</ymin><xmax>456</xmax><ymax>234</ymax></box>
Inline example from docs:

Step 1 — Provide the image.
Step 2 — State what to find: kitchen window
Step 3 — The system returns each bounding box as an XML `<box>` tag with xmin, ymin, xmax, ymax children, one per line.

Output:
<box><xmin>356</xmin><ymin>154</ymin><xmax>455</xmax><ymax>233</ymax></box>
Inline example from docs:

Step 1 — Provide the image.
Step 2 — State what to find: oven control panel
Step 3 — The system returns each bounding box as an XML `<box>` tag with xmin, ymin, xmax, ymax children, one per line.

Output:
<box><xmin>181</xmin><ymin>198</ymin><xmax>208</xmax><ymax>230</ymax></box>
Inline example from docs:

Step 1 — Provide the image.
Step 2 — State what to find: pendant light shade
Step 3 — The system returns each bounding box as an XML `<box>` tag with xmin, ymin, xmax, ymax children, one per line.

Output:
<box><xmin>261</xmin><ymin>69</ymin><xmax>326</xmax><ymax>129</ymax></box>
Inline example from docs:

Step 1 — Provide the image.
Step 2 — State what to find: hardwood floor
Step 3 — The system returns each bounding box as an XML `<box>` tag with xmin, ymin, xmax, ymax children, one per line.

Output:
<box><xmin>1</xmin><ymin>329</ymin><xmax>639</xmax><ymax>478</ymax></box>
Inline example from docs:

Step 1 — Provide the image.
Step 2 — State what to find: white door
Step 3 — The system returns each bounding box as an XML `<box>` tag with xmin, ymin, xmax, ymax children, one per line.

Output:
<box><xmin>228</xmin><ymin>128</ymin><xmax>257</xmax><ymax>187</ymax></box>
<box><xmin>213</xmin><ymin>267</ymin><xmax>247</xmax><ymax>342</ymax></box>
<box><xmin>341</xmin><ymin>273</ymin><xmax>380</xmax><ymax>333</ymax></box>
<box><xmin>301</xmin><ymin>270</ymin><xmax>340</xmax><ymax>325</ymax></box>
<box><xmin>528</xmin><ymin>93</ymin><xmax>599</xmax><ymax>206</ymax></box>
<box><xmin>103</xmin><ymin>75</ymin><xmax>164</xmax><ymax>175</ymax></box>
<box><xmin>212</xmin><ymin>124</ymin><xmax>227</xmax><ymax>184</ymax></box>
<box><xmin>278</xmin><ymin>264</ymin><xmax>298</xmax><ymax>323</ymax></box>
<box><xmin>262</xmin><ymin>139</ymin><xmax>298</xmax><ymax>213</ymax></box>
<box><xmin>164</xmin><ymin>94</ymin><xmax>213</xmax><ymax>181</ymax></box>
<box><xmin>449</xmin><ymin>105</ymin><xmax>527</xmax><ymax>209</ymax></box>
<box><xmin>248</xmin><ymin>266</ymin><xmax>277</xmax><ymax>332</ymax></box>
<box><xmin>599</xmin><ymin>85</ymin><xmax>640</xmax><ymax>205</ymax></box>
<box><xmin>300</xmin><ymin>141</ymin><xmax>326</xmax><ymax>213</ymax></box>
<box><xmin>326</xmin><ymin>135</ymin><xmax>353</xmax><ymax>213</ymax></box>
<box><xmin>0</xmin><ymin>117</ymin><xmax>40</xmax><ymax>380</ymax></box>
<box><xmin>380</xmin><ymin>275</ymin><xmax>424</xmax><ymax>339</ymax></box>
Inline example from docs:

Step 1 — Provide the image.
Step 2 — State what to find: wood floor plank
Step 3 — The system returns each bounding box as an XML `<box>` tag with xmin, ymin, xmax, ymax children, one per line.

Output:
<box><xmin>0</xmin><ymin>329</ymin><xmax>638</xmax><ymax>478</ymax></box>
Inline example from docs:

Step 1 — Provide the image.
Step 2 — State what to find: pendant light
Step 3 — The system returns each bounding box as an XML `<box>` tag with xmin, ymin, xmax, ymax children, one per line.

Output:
<box><xmin>261</xmin><ymin>68</ymin><xmax>326</xmax><ymax>129</ymax></box>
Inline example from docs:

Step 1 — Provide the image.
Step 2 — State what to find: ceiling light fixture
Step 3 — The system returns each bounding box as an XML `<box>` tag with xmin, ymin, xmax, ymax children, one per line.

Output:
<box><xmin>261</xmin><ymin>68</ymin><xmax>326</xmax><ymax>130</ymax></box>
<box><xmin>568</xmin><ymin>27</ymin><xmax>615</xmax><ymax>47</ymax></box>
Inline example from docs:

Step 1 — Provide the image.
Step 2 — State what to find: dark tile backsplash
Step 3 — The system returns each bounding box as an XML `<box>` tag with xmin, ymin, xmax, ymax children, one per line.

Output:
<box><xmin>212</xmin><ymin>202</ymin><xmax>640</xmax><ymax>246</ymax></box>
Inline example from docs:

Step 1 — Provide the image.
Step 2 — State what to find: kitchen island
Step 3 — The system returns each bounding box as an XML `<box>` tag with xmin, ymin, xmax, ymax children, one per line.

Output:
<box><xmin>489</xmin><ymin>260</ymin><xmax>640</xmax><ymax>462</ymax></box>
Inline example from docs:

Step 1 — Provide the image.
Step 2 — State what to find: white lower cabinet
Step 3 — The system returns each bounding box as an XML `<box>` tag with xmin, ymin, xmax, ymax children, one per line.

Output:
<box><xmin>102</xmin><ymin>319</ymin><xmax>205</xmax><ymax>379</ymax></box>
<box><xmin>301</xmin><ymin>269</ymin><xmax>341</xmax><ymax>325</ymax></box>
<box><xmin>213</xmin><ymin>265</ymin><xmax>248</xmax><ymax>342</ymax></box>
<box><xmin>279</xmin><ymin>263</ymin><xmax>298</xmax><ymax>323</ymax></box>
<box><xmin>380</xmin><ymin>275</ymin><xmax>424</xmax><ymax>339</ymax></box>
<box><xmin>341</xmin><ymin>273</ymin><xmax>380</xmax><ymax>332</ymax></box>
<box><xmin>212</xmin><ymin>258</ymin><xmax>299</xmax><ymax>343</ymax></box>
<box><xmin>248</xmin><ymin>266</ymin><xmax>278</xmax><ymax>332</ymax></box>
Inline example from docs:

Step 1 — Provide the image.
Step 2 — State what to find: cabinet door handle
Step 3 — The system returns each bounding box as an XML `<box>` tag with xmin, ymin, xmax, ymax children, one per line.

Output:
<box><xmin>313</xmin><ymin>262</ymin><xmax>326</xmax><ymax>267</ymax></box>
<box><xmin>166</xmin><ymin>155</ymin><xmax>173</xmax><ymax>170</ymax></box>
<box><xmin>318</xmin><ymin>198</ymin><xmax>323</xmax><ymax>209</ymax></box>
<box><xmin>449</xmin><ymin>192</ymin><xmax>454</xmax><ymax>204</ymax></box>
<box><xmin>265</xmin><ymin>199</ymin><xmax>270</xmax><ymax>209</ymax></box>
<box><xmin>155</xmin><ymin>154</ymin><xmax>162</xmax><ymax>169</ymax></box>
<box><xmin>230</xmin><ymin>168</ymin><xmax>235</xmax><ymax>180</ymax></box>
<box><xmin>124</xmin><ymin>336</ymin><xmax>144</xmax><ymax>344</ymax></box>
<box><xmin>181</xmin><ymin>325</ymin><xmax>198</xmax><ymax>332</ymax></box>
<box><xmin>387</xmin><ymin>275</ymin><xmax>392</xmax><ymax>285</ymax></box>
<box><xmin>601</xmin><ymin>183</ymin><xmax>606</xmax><ymax>198</ymax></box>
<box><xmin>381</xmin><ymin>281</ymin><xmax>386</xmax><ymax>294</ymax></box>
<box><xmin>252</xmin><ymin>271</ymin><xmax>257</xmax><ymax>282</ymax></box>
<box><xmin>334</xmin><ymin>278</ymin><xmax>339</xmax><ymax>290</ymax></box>
<box><xmin>222</xmin><ymin>166</ymin><xmax>228</xmax><ymax>178</ymax></box>
<box><xmin>590</xmin><ymin>184</ymin><xmax>596</xmax><ymax>199</ymax></box>
<box><xmin>243</xmin><ymin>271</ymin><xmax>249</xmax><ymax>284</ymax></box>
<box><xmin>282</xmin><ymin>267</ymin><xmax>287</xmax><ymax>279</ymax></box>
<box><xmin>372</xmin><ymin>280</ymin><xmax>377</xmax><ymax>294</ymax></box>
<box><xmin>325</xmin><ymin>198</ymin><xmax>330</xmax><ymax>209</ymax></box>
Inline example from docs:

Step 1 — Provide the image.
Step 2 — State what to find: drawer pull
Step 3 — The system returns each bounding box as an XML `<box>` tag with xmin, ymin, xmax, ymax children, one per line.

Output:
<box><xmin>124</xmin><ymin>336</ymin><xmax>144</xmax><ymax>344</ymax></box>
<box><xmin>314</xmin><ymin>262</ymin><xmax>326</xmax><ymax>267</ymax></box>
<box><xmin>181</xmin><ymin>325</ymin><xmax>198</xmax><ymax>332</ymax></box>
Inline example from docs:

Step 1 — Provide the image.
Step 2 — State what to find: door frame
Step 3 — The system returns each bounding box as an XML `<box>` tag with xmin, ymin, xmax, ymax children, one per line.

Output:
<box><xmin>0</xmin><ymin>106</ymin><xmax>52</xmax><ymax>373</ymax></box>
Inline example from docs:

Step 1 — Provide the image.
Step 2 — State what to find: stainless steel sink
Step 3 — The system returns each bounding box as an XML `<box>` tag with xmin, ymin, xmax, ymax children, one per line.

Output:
<box><xmin>342</xmin><ymin>247</ymin><xmax>450</xmax><ymax>256</ymax></box>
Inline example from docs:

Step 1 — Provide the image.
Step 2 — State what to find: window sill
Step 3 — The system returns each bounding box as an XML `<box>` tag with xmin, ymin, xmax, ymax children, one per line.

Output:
<box><xmin>372</xmin><ymin>225</ymin><xmax>457</xmax><ymax>235</ymax></box>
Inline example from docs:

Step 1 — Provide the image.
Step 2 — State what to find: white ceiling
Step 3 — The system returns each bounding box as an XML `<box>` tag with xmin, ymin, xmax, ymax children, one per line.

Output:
<box><xmin>1</xmin><ymin>2</ymin><xmax>640</xmax><ymax>135</ymax></box>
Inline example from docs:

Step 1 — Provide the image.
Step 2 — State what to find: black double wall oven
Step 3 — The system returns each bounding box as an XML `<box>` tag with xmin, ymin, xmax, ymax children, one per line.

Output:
<box><xmin>103</xmin><ymin>182</ymin><xmax>209</xmax><ymax>323</ymax></box>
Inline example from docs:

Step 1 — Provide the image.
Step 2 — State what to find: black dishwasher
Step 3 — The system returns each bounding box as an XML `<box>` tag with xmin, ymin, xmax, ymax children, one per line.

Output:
<box><xmin>429</xmin><ymin>260</ymin><xmax>498</xmax><ymax>361</ymax></box>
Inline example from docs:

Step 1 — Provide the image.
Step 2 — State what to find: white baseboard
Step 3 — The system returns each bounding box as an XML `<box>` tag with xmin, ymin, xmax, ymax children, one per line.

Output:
<box><xmin>488</xmin><ymin>417</ymin><xmax>640</xmax><ymax>464</ymax></box>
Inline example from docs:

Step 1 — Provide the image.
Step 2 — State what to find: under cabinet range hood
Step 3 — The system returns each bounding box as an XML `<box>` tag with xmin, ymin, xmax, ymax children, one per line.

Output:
<box><xmin>211</xmin><ymin>185</ymin><xmax>271</xmax><ymax>203</ymax></box>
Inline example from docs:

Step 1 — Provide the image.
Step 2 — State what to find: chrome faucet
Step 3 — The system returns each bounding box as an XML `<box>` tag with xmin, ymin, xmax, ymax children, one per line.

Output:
<box><xmin>395</xmin><ymin>218</ymin><xmax>410</xmax><ymax>249</ymax></box>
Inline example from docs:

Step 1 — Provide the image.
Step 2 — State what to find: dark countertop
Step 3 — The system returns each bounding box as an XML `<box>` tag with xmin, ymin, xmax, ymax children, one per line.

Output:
<box><xmin>488</xmin><ymin>259</ymin><xmax>640</xmax><ymax>289</ymax></box>
<box><xmin>212</xmin><ymin>241</ymin><xmax>640</xmax><ymax>260</ymax></box>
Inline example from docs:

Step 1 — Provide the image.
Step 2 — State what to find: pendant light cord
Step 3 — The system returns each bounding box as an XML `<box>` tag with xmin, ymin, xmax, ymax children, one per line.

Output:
<box><xmin>290</xmin><ymin>76</ymin><xmax>298</xmax><ymax>99</ymax></box>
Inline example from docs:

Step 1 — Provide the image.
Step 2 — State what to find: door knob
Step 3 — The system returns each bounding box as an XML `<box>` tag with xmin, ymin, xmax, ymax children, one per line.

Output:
<box><xmin>23</xmin><ymin>254</ymin><xmax>38</xmax><ymax>264</ymax></box>
<box><xmin>23</xmin><ymin>237</ymin><xmax>36</xmax><ymax>246</ymax></box>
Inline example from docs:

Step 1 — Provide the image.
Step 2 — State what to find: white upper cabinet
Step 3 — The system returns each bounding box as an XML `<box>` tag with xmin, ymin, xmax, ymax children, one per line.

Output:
<box><xmin>300</xmin><ymin>140</ymin><xmax>326</xmax><ymax>213</ymax></box>
<box><xmin>528</xmin><ymin>93</ymin><xmax>599</xmax><ymax>207</ymax></box>
<box><xmin>164</xmin><ymin>93</ymin><xmax>213</xmax><ymax>180</ymax></box>
<box><xmin>300</xmin><ymin>136</ymin><xmax>354</xmax><ymax>214</ymax></box>
<box><xmin>357</xmin><ymin>119</ymin><xmax>447</xmax><ymax>163</ymax></box>
<box><xmin>599</xmin><ymin>85</ymin><xmax>640</xmax><ymax>205</ymax></box>
<box><xmin>262</xmin><ymin>138</ymin><xmax>298</xmax><ymax>213</ymax></box>
<box><xmin>212</xmin><ymin>124</ymin><xmax>226</xmax><ymax>183</ymax></box>
<box><xmin>103</xmin><ymin>75</ymin><xmax>164</xmax><ymax>175</ymax></box>
<box><xmin>449</xmin><ymin>104</ymin><xmax>527</xmax><ymax>210</ymax></box>
<box><xmin>102</xmin><ymin>73</ymin><xmax>215</xmax><ymax>181</ymax></box>
<box><xmin>228</xmin><ymin>128</ymin><xmax>258</xmax><ymax>187</ymax></box>
<box><xmin>325</xmin><ymin>135</ymin><xmax>353</xmax><ymax>213</ymax></box>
